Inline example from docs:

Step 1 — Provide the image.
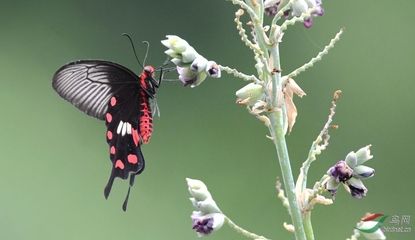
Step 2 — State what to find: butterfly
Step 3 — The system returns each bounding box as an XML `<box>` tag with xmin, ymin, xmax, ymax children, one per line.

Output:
<box><xmin>52</xmin><ymin>58</ymin><xmax>162</xmax><ymax>211</ymax></box>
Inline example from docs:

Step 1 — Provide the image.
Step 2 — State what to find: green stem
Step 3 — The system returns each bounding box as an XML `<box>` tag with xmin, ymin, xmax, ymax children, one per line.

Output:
<box><xmin>304</xmin><ymin>212</ymin><xmax>315</xmax><ymax>240</ymax></box>
<box><xmin>268</xmin><ymin>112</ymin><xmax>307</xmax><ymax>240</ymax></box>
<box><xmin>225</xmin><ymin>216</ymin><xmax>269</xmax><ymax>240</ymax></box>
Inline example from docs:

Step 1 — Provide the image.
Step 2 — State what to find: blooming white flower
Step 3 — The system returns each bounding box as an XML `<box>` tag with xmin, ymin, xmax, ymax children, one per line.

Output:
<box><xmin>325</xmin><ymin>145</ymin><xmax>375</xmax><ymax>199</ymax></box>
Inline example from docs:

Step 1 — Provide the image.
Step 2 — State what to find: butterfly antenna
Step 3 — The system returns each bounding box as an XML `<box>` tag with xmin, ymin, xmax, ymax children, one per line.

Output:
<box><xmin>142</xmin><ymin>41</ymin><xmax>150</xmax><ymax>66</ymax></box>
<box><xmin>122</xmin><ymin>33</ymin><xmax>144</xmax><ymax>69</ymax></box>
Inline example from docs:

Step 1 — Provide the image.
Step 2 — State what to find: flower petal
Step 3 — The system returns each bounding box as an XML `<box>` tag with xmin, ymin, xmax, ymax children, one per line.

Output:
<box><xmin>353</xmin><ymin>165</ymin><xmax>375</xmax><ymax>179</ymax></box>
<box><xmin>292</xmin><ymin>0</ymin><xmax>308</xmax><ymax>16</ymax></box>
<box><xmin>190</xmin><ymin>72</ymin><xmax>207</xmax><ymax>88</ymax></box>
<box><xmin>190</xmin><ymin>55</ymin><xmax>208</xmax><ymax>73</ymax></box>
<box><xmin>181</xmin><ymin>47</ymin><xmax>198</xmax><ymax>63</ymax></box>
<box><xmin>191</xmin><ymin>212</ymin><xmax>224</xmax><ymax>237</ymax></box>
<box><xmin>196</xmin><ymin>197</ymin><xmax>221</xmax><ymax>214</ymax></box>
<box><xmin>346</xmin><ymin>178</ymin><xmax>367</xmax><ymax>199</ymax></box>
<box><xmin>205</xmin><ymin>61</ymin><xmax>221</xmax><ymax>78</ymax></box>
<box><xmin>345</xmin><ymin>151</ymin><xmax>357</xmax><ymax>168</ymax></box>
<box><xmin>325</xmin><ymin>177</ymin><xmax>340</xmax><ymax>195</ymax></box>
<box><xmin>356</xmin><ymin>145</ymin><xmax>373</xmax><ymax>165</ymax></box>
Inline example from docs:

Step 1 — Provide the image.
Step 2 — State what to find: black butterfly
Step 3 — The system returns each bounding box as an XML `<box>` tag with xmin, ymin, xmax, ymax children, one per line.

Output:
<box><xmin>52</xmin><ymin>59</ymin><xmax>161</xmax><ymax>211</ymax></box>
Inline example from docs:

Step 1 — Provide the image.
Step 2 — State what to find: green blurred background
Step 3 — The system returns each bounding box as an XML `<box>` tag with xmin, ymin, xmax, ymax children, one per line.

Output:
<box><xmin>1</xmin><ymin>0</ymin><xmax>414</xmax><ymax>239</ymax></box>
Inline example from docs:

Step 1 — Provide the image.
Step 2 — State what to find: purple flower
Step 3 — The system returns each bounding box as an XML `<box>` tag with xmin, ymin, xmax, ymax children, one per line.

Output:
<box><xmin>192</xmin><ymin>217</ymin><xmax>214</xmax><ymax>235</ymax></box>
<box><xmin>325</xmin><ymin>145</ymin><xmax>375</xmax><ymax>199</ymax></box>
<box><xmin>191</xmin><ymin>212</ymin><xmax>225</xmax><ymax>237</ymax></box>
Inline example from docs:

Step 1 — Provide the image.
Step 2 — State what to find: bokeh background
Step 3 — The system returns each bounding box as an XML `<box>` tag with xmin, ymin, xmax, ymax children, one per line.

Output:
<box><xmin>1</xmin><ymin>0</ymin><xmax>414</xmax><ymax>239</ymax></box>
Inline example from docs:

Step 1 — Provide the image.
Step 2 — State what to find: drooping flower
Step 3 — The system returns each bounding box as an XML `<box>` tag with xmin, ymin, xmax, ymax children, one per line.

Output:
<box><xmin>162</xmin><ymin>35</ymin><xmax>221</xmax><ymax>88</ymax></box>
<box><xmin>325</xmin><ymin>145</ymin><xmax>375</xmax><ymax>199</ymax></box>
<box><xmin>186</xmin><ymin>178</ymin><xmax>224</xmax><ymax>236</ymax></box>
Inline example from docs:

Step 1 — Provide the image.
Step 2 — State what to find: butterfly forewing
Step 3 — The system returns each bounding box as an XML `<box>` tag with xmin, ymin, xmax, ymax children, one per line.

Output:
<box><xmin>52</xmin><ymin>60</ymin><xmax>139</xmax><ymax>119</ymax></box>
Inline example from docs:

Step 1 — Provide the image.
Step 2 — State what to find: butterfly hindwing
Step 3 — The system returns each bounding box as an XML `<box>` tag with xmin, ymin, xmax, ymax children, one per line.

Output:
<box><xmin>104</xmin><ymin>91</ymin><xmax>146</xmax><ymax>202</ymax></box>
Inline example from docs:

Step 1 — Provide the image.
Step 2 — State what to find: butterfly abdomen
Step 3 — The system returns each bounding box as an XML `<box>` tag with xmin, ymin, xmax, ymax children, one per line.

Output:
<box><xmin>139</xmin><ymin>74</ymin><xmax>153</xmax><ymax>144</ymax></box>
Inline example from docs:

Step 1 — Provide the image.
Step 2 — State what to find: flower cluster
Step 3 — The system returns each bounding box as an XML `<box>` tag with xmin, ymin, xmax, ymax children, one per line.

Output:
<box><xmin>186</xmin><ymin>178</ymin><xmax>224</xmax><ymax>237</ymax></box>
<box><xmin>265</xmin><ymin>0</ymin><xmax>324</xmax><ymax>28</ymax></box>
<box><xmin>161</xmin><ymin>35</ymin><xmax>221</xmax><ymax>88</ymax></box>
<box><xmin>325</xmin><ymin>145</ymin><xmax>375</xmax><ymax>199</ymax></box>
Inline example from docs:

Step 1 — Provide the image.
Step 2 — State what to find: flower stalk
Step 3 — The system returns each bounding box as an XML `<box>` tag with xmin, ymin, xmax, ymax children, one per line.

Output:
<box><xmin>163</xmin><ymin>0</ymin><xmax>380</xmax><ymax>239</ymax></box>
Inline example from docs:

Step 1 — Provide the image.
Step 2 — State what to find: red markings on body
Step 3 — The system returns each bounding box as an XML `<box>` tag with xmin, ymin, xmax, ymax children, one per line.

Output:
<box><xmin>127</xmin><ymin>154</ymin><xmax>138</xmax><ymax>164</ymax></box>
<box><xmin>137</xmin><ymin>68</ymin><xmax>154</xmax><ymax>144</ymax></box>
<box><xmin>110</xmin><ymin>97</ymin><xmax>117</xmax><ymax>106</ymax></box>
<box><xmin>110</xmin><ymin>146</ymin><xmax>116</xmax><ymax>154</ymax></box>
<box><xmin>107</xmin><ymin>131</ymin><xmax>113</xmax><ymax>140</ymax></box>
<box><xmin>115</xmin><ymin>160</ymin><xmax>124</xmax><ymax>169</ymax></box>
<box><xmin>132</xmin><ymin>128</ymin><xmax>140</xmax><ymax>146</ymax></box>
<box><xmin>106</xmin><ymin>113</ymin><xmax>112</xmax><ymax>123</ymax></box>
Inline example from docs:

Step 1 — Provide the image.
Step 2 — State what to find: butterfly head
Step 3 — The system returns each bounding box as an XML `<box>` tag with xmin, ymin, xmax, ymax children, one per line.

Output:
<box><xmin>143</xmin><ymin>65</ymin><xmax>155</xmax><ymax>78</ymax></box>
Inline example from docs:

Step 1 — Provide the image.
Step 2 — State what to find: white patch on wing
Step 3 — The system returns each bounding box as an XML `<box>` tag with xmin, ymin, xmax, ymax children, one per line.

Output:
<box><xmin>126</xmin><ymin>123</ymin><xmax>132</xmax><ymax>135</ymax></box>
<box><xmin>117</xmin><ymin>121</ymin><xmax>124</xmax><ymax>134</ymax></box>
<box><xmin>121</xmin><ymin>122</ymin><xmax>127</xmax><ymax>136</ymax></box>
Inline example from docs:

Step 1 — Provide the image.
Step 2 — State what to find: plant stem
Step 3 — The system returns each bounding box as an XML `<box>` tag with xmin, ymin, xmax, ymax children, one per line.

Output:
<box><xmin>268</xmin><ymin>112</ymin><xmax>307</xmax><ymax>240</ymax></box>
<box><xmin>304</xmin><ymin>212</ymin><xmax>315</xmax><ymax>240</ymax></box>
<box><xmin>225</xmin><ymin>216</ymin><xmax>270</xmax><ymax>240</ymax></box>
<box><xmin>267</xmin><ymin>23</ymin><xmax>307</xmax><ymax>239</ymax></box>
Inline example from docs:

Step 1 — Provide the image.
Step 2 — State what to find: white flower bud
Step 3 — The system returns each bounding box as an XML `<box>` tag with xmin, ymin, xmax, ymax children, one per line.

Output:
<box><xmin>186</xmin><ymin>178</ymin><xmax>211</xmax><ymax>201</ymax></box>
<box><xmin>161</xmin><ymin>35</ymin><xmax>189</xmax><ymax>52</ymax></box>
<box><xmin>235</xmin><ymin>83</ymin><xmax>264</xmax><ymax>106</ymax></box>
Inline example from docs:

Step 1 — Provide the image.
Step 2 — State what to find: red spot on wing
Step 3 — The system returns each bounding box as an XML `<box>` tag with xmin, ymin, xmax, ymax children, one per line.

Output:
<box><xmin>110</xmin><ymin>97</ymin><xmax>117</xmax><ymax>106</ymax></box>
<box><xmin>110</xmin><ymin>146</ymin><xmax>116</xmax><ymax>154</ymax></box>
<box><xmin>127</xmin><ymin>154</ymin><xmax>138</xmax><ymax>164</ymax></box>
<box><xmin>132</xmin><ymin>128</ymin><xmax>140</xmax><ymax>146</ymax></box>
<box><xmin>106</xmin><ymin>113</ymin><xmax>112</xmax><ymax>123</ymax></box>
<box><xmin>115</xmin><ymin>160</ymin><xmax>125</xmax><ymax>169</ymax></box>
<box><xmin>107</xmin><ymin>131</ymin><xmax>113</xmax><ymax>140</ymax></box>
